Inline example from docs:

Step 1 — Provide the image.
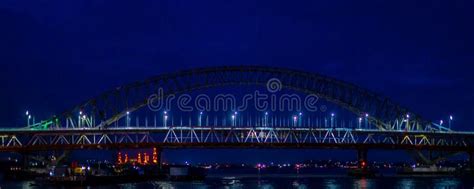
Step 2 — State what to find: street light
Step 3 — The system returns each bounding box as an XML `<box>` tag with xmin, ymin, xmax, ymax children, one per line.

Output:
<box><xmin>264</xmin><ymin>112</ymin><xmax>269</xmax><ymax>127</ymax></box>
<box><xmin>126</xmin><ymin>111</ymin><xmax>130</xmax><ymax>127</ymax></box>
<box><xmin>330</xmin><ymin>113</ymin><xmax>335</xmax><ymax>128</ymax></box>
<box><xmin>298</xmin><ymin>112</ymin><xmax>303</xmax><ymax>127</ymax></box>
<box><xmin>293</xmin><ymin>116</ymin><xmax>298</xmax><ymax>127</ymax></box>
<box><xmin>82</xmin><ymin>115</ymin><xmax>87</xmax><ymax>127</ymax></box>
<box><xmin>406</xmin><ymin>114</ymin><xmax>410</xmax><ymax>131</ymax></box>
<box><xmin>163</xmin><ymin>111</ymin><xmax>168</xmax><ymax>127</ymax></box>
<box><xmin>25</xmin><ymin>111</ymin><xmax>30</xmax><ymax>126</ymax></box>
<box><xmin>78</xmin><ymin>112</ymin><xmax>83</xmax><ymax>127</ymax></box>
<box><xmin>449</xmin><ymin>115</ymin><xmax>453</xmax><ymax>129</ymax></box>
<box><xmin>198</xmin><ymin>112</ymin><xmax>203</xmax><ymax>126</ymax></box>
<box><xmin>358</xmin><ymin>117</ymin><xmax>362</xmax><ymax>129</ymax></box>
<box><xmin>440</xmin><ymin>120</ymin><xmax>444</xmax><ymax>126</ymax></box>
<box><xmin>364</xmin><ymin>113</ymin><xmax>369</xmax><ymax>129</ymax></box>
<box><xmin>233</xmin><ymin>112</ymin><xmax>238</xmax><ymax>126</ymax></box>
<box><xmin>231</xmin><ymin>115</ymin><xmax>236</xmax><ymax>127</ymax></box>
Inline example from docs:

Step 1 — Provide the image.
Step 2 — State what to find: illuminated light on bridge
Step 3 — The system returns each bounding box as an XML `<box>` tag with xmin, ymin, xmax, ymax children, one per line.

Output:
<box><xmin>330</xmin><ymin>113</ymin><xmax>335</xmax><ymax>128</ymax></box>
<box><xmin>198</xmin><ymin>112</ymin><xmax>203</xmax><ymax>127</ymax></box>
<box><xmin>264</xmin><ymin>112</ymin><xmax>269</xmax><ymax>127</ymax></box>
<box><xmin>162</xmin><ymin>111</ymin><xmax>169</xmax><ymax>127</ymax></box>
<box><xmin>449</xmin><ymin>115</ymin><xmax>454</xmax><ymax>129</ymax></box>
<box><xmin>27</xmin><ymin>115</ymin><xmax>31</xmax><ymax>126</ymax></box>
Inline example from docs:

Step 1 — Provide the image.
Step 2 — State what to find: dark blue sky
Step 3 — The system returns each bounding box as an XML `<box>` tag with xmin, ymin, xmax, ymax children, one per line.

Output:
<box><xmin>0</xmin><ymin>0</ymin><xmax>473</xmax><ymax>162</ymax></box>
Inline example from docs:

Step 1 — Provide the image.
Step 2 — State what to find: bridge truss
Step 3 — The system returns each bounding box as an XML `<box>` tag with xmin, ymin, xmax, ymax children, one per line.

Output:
<box><xmin>1</xmin><ymin>127</ymin><xmax>472</xmax><ymax>152</ymax></box>
<box><xmin>26</xmin><ymin>66</ymin><xmax>448</xmax><ymax>132</ymax></box>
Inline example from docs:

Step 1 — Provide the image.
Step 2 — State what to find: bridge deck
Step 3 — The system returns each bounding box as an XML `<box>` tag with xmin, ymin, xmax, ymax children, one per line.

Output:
<box><xmin>0</xmin><ymin>127</ymin><xmax>473</xmax><ymax>152</ymax></box>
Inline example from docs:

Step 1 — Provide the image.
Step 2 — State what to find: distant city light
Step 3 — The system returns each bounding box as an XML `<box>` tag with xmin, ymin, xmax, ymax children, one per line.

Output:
<box><xmin>331</xmin><ymin>113</ymin><xmax>335</xmax><ymax>117</ymax></box>
<box><xmin>299</xmin><ymin>112</ymin><xmax>302</xmax><ymax>116</ymax></box>
<box><xmin>126</xmin><ymin>111</ymin><xmax>130</xmax><ymax>115</ymax></box>
<box><xmin>406</xmin><ymin>114</ymin><xmax>410</xmax><ymax>118</ymax></box>
<box><xmin>79</xmin><ymin>111</ymin><xmax>82</xmax><ymax>115</ymax></box>
<box><xmin>450</xmin><ymin>115</ymin><xmax>453</xmax><ymax>120</ymax></box>
<box><xmin>365</xmin><ymin>113</ymin><xmax>369</xmax><ymax>117</ymax></box>
<box><xmin>25</xmin><ymin>111</ymin><xmax>29</xmax><ymax>116</ymax></box>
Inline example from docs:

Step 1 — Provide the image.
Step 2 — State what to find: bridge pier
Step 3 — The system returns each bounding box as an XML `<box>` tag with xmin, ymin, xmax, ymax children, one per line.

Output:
<box><xmin>469</xmin><ymin>151</ymin><xmax>474</xmax><ymax>171</ymax></box>
<box><xmin>21</xmin><ymin>152</ymin><xmax>30</xmax><ymax>169</ymax></box>
<box><xmin>157</xmin><ymin>148</ymin><xmax>162</xmax><ymax>169</ymax></box>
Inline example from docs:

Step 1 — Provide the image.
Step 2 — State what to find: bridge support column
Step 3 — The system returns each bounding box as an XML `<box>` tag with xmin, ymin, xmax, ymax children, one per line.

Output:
<box><xmin>21</xmin><ymin>152</ymin><xmax>30</xmax><ymax>169</ymax></box>
<box><xmin>158</xmin><ymin>149</ymin><xmax>162</xmax><ymax>169</ymax></box>
<box><xmin>357</xmin><ymin>149</ymin><xmax>368</xmax><ymax>169</ymax></box>
<box><xmin>153</xmin><ymin>147</ymin><xmax>162</xmax><ymax>169</ymax></box>
<box><xmin>469</xmin><ymin>151</ymin><xmax>474</xmax><ymax>171</ymax></box>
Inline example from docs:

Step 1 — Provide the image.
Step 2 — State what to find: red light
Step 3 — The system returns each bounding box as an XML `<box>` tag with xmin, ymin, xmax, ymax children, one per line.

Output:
<box><xmin>117</xmin><ymin>152</ymin><xmax>123</xmax><ymax>164</ymax></box>
<box><xmin>153</xmin><ymin>148</ymin><xmax>158</xmax><ymax>164</ymax></box>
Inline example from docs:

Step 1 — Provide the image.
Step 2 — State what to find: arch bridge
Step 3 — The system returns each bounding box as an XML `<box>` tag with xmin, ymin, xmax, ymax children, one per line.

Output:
<box><xmin>1</xmin><ymin>66</ymin><xmax>472</xmax><ymax>166</ymax></box>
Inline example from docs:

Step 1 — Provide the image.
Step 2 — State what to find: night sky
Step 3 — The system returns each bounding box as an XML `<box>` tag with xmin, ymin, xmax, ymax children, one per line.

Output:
<box><xmin>1</xmin><ymin>0</ymin><xmax>473</xmax><ymax>163</ymax></box>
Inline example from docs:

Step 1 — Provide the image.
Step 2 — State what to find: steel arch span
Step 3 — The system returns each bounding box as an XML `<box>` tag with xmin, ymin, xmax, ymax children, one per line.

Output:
<box><xmin>33</xmin><ymin>66</ymin><xmax>441</xmax><ymax>131</ymax></box>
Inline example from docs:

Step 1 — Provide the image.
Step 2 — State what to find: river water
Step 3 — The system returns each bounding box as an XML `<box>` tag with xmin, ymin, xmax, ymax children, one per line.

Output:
<box><xmin>1</xmin><ymin>175</ymin><xmax>472</xmax><ymax>189</ymax></box>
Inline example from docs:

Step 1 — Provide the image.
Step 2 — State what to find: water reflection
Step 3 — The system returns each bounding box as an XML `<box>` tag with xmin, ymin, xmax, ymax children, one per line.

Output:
<box><xmin>432</xmin><ymin>178</ymin><xmax>460</xmax><ymax>189</ymax></box>
<box><xmin>324</xmin><ymin>178</ymin><xmax>341</xmax><ymax>189</ymax></box>
<box><xmin>396</xmin><ymin>178</ymin><xmax>416</xmax><ymax>189</ymax></box>
<box><xmin>0</xmin><ymin>176</ymin><xmax>472</xmax><ymax>189</ymax></box>
<box><xmin>353</xmin><ymin>178</ymin><xmax>374</xmax><ymax>189</ymax></box>
<box><xmin>292</xmin><ymin>180</ymin><xmax>308</xmax><ymax>189</ymax></box>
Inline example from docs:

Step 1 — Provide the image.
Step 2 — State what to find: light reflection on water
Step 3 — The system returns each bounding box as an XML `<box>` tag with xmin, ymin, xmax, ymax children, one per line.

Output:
<box><xmin>0</xmin><ymin>177</ymin><xmax>471</xmax><ymax>189</ymax></box>
<box><xmin>397</xmin><ymin>178</ymin><xmax>416</xmax><ymax>189</ymax></box>
<box><xmin>353</xmin><ymin>178</ymin><xmax>374</xmax><ymax>189</ymax></box>
<box><xmin>324</xmin><ymin>178</ymin><xmax>341</xmax><ymax>189</ymax></box>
